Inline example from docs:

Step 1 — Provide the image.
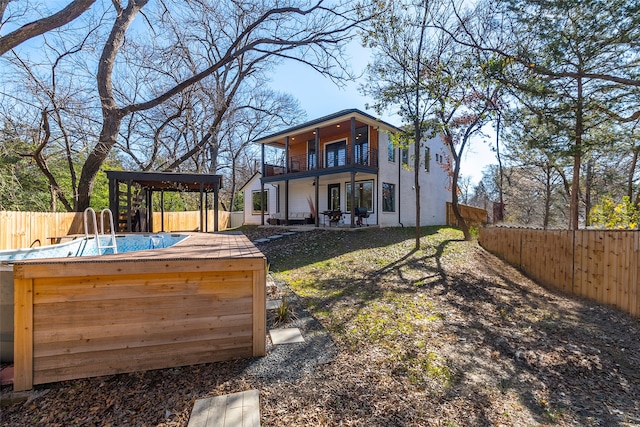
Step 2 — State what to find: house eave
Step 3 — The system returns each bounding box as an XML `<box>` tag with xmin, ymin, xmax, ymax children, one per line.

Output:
<box><xmin>254</xmin><ymin>108</ymin><xmax>400</xmax><ymax>147</ymax></box>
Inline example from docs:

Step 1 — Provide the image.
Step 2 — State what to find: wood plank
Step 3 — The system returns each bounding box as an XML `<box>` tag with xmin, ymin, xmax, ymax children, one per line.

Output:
<box><xmin>34</xmin><ymin>345</ymin><xmax>253</xmax><ymax>385</ymax></box>
<box><xmin>33</xmin><ymin>271</ymin><xmax>253</xmax><ymax>303</ymax></box>
<box><xmin>34</xmin><ymin>313</ymin><xmax>252</xmax><ymax>344</ymax></box>
<box><xmin>33</xmin><ymin>296</ymin><xmax>253</xmax><ymax>327</ymax></box>
<box><xmin>15</xmin><ymin>257</ymin><xmax>265</xmax><ymax>279</ymax></box>
<box><xmin>253</xmin><ymin>265</ymin><xmax>266</xmax><ymax>357</ymax></box>
<box><xmin>34</xmin><ymin>324</ymin><xmax>253</xmax><ymax>358</ymax></box>
<box><xmin>34</xmin><ymin>335</ymin><xmax>253</xmax><ymax>371</ymax></box>
<box><xmin>13</xmin><ymin>278</ymin><xmax>34</xmax><ymax>391</ymax></box>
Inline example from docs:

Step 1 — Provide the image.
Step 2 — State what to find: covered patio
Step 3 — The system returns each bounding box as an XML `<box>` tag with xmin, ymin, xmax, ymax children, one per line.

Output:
<box><xmin>106</xmin><ymin>170</ymin><xmax>223</xmax><ymax>232</ymax></box>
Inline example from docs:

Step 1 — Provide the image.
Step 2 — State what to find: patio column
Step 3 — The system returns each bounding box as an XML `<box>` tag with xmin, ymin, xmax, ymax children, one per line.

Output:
<box><xmin>146</xmin><ymin>189</ymin><xmax>153</xmax><ymax>232</ymax></box>
<box><xmin>285</xmin><ymin>136</ymin><xmax>290</xmax><ymax>173</ymax></box>
<box><xmin>285</xmin><ymin>179</ymin><xmax>289</xmax><ymax>225</ymax></box>
<box><xmin>126</xmin><ymin>179</ymin><xmax>132</xmax><ymax>232</ymax></box>
<box><xmin>260</xmin><ymin>143</ymin><xmax>265</xmax><ymax>226</ymax></box>
<box><xmin>199</xmin><ymin>181</ymin><xmax>205</xmax><ymax>232</ymax></box>
<box><xmin>314</xmin><ymin>176</ymin><xmax>319</xmax><ymax>227</ymax></box>
<box><xmin>160</xmin><ymin>191</ymin><xmax>165</xmax><ymax>232</ymax></box>
<box><xmin>350</xmin><ymin>171</ymin><xmax>356</xmax><ymax>228</ymax></box>
<box><xmin>315</xmin><ymin>127</ymin><xmax>319</xmax><ymax>169</ymax></box>
<box><xmin>214</xmin><ymin>181</ymin><xmax>219</xmax><ymax>232</ymax></box>
<box><xmin>350</xmin><ymin>117</ymin><xmax>356</xmax><ymax>166</ymax></box>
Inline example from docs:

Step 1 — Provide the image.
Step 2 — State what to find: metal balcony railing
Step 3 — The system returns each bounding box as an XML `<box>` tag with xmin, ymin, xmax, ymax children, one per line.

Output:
<box><xmin>264</xmin><ymin>148</ymin><xmax>378</xmax><ymax>177</ymax></box>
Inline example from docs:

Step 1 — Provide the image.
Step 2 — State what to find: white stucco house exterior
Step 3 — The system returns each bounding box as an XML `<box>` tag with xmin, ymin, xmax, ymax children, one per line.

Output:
<box><xmin>242</xmin><ymin>109</ymin><xmax>451</xmax><ymax>227</ymax></box>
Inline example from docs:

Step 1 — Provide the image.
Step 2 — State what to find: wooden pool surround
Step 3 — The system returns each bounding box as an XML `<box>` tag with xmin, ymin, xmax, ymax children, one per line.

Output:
<box><xmin>12</xmin><ymin>233</ymin><xmax>266</xmax><ymax>391</ymax></box>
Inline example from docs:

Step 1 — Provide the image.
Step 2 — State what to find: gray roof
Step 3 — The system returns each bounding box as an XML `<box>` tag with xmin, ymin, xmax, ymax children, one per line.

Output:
<box><xmin>253</xmin><ymin>108</ymin><xmax>401</xmax><ymax>144</ymax></box>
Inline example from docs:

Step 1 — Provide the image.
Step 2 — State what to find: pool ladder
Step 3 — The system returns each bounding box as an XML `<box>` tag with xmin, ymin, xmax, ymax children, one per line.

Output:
<box><xmin>83</xmin><ymin>208</ymin><xmax>118</xmax><ymax>254</ymax></box>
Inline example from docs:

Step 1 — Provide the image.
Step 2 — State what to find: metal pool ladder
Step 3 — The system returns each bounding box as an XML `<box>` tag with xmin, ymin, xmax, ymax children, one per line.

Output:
<box><xmin>83</xmin><ymin>207</ymin><xmax>118</xmax><ymax>254</ymax></box>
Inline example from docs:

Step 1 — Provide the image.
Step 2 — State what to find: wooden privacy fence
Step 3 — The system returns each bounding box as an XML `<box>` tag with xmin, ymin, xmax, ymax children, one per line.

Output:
<box><xmin>446</xmin><ymin>202</ymin><xmax>488</xmax><ymax>227</ymax></box>
<box><xmin>479</xmin><ymin>227</ymin><xmax>640</xmax><ymax>318</ymax></box>
<box><xmin>0</xmin><ymin>211</ymin><xmax>231</xmax><ymax>250</ymax></box>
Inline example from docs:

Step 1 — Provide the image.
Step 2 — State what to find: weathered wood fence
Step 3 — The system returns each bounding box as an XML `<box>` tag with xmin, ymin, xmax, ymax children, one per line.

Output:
<box><xmin>446</xmin><ymin>202</ymin><xmax>489</xmax><ymax>227</ymax></box>
<box><xmin>479</xmin><ymin>227</ymin><xmax>640</xmax><ymax>318</ymax></box>
<box><xmin>0</xmin><ymin>211</ymin><xmax>232</xmax><ymax>250</ymax></box>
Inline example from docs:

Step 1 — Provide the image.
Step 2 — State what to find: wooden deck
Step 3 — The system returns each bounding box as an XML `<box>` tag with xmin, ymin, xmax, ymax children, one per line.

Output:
<box><xmin>12</xmin><ymin>233</ymin><xmax>266</xmax><ymax>391</ymax></box>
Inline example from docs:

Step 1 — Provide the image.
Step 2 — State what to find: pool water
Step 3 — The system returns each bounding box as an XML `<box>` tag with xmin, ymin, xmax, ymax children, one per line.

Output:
<box><xmin>0</xmin><ymin>233</ymin><xmax>189</xmax><ymax>262</ymax></box>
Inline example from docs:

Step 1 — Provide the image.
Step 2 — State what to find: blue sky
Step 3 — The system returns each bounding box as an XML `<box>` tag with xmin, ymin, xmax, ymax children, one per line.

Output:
<box><xmin>268</xmin><ymin>47</ymin><xmax>497</xmax><ymax>187</ymax></box>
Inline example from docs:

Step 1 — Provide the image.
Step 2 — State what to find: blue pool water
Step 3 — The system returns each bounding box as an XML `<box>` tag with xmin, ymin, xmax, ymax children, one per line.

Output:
<box><xmin>0</xmin><ymin>233</ymin><xmax>189</xmax><ymax>262</ymax></box>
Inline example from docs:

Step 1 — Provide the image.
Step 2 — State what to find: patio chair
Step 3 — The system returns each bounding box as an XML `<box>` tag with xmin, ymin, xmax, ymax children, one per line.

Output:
<box><xmin>355</xmin><ymin>207</ymin><xmax>370</xmax><ymax>227</ymax></box>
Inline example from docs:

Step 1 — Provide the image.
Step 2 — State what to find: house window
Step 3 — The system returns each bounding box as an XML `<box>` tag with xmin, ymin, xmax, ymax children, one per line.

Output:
<box><xmin>328</xmin><ymin>183</ymin><xmax>340</xmax><ymax>211</ymax></box>
<box><xmin>307</xmin><ymin>139</ymin><xmax>317</xmax><ymax>169</ymax></box>
<box><xmin>388</xmin><ymin>139</ymin><xmax>396</xmax><ymax>162</ymax></box>
<box><xmin>252</xmin><ymin>190</ymin><xmax>268</xmax><ymax>214</ymax></box>
<box><xmin>382</xmin><ymin>182</ymin><xmax>395</xmax><ymax>212</ymax></box>
<box><xmin>354</xmin><ymin>125</ymin><xmax>369</xmax><ymax>165</ymax></box>
<box><xmin>326</xmin><ymin>140</ymin><xmax>347</xmax><ymax>167</ymax></box>
<box><xmin>425</xmin><ymin>146</ymin><xmax>430</xmax><ymax>172</ymax></box>
<box><xmin>401</xmin><ymin>147</ymin><xmax>409</xmax><ymax>166</ymax></box>
<box><xmin>346</xmin><ymin>180</ymin><xmax>373</xmax><ymax>212</ymax></box>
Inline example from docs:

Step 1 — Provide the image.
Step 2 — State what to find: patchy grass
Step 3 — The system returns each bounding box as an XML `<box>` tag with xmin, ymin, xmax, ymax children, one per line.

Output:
<box><xmin>3</xmin><ymin>225</ymin><xmax>640</xmax><ymax>427</ymax></box>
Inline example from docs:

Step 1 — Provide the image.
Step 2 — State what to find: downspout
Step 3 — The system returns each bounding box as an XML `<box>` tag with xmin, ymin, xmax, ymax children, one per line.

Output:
<box><xmin>350</xmin><ymin>117</ymin><xmax>356</xmax><ymax>228</ymax></box>
<box><xmin>314</xmin><ymin>128</ymin><xmax>320</xmax><ymax>227</ymax></box>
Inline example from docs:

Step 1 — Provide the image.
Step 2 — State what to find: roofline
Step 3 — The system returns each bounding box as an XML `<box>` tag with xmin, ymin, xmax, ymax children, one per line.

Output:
<box><xmin>238</xmin><ymin>170</ymin><xmax>261</xmax><ymax>192</ymax></box>
<box><xmin>253</xmin><ymin>108</ymin><xmax>401</xmax><ymax>144</ymax></box>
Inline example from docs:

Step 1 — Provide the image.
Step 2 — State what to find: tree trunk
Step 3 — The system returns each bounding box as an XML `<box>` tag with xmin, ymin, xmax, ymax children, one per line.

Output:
<box><xmin>77</xmin><ymin>113</ymin><xmax>122</xmax><ymax>211</ymax></box>
<box><xmin>543</xmin><ymin>165</ymin><xmax>551</xmax><ymax>229</ymax></box>
<box><xmin>584</xmin><ymin>158</ymin><xmax>593</xmax><ymax>226</ymax></box>
<box><xmin>446</xmin><ymin>132</ymin><xmax>470</xmax><ymax>240</ymax></box>
<box><xmin>75</xmin><ymin>0</ymin><xmax>147</xmax><ymax>212</ymax></box>
<box><xmin>414</xmin><ymin>120</ymin><xmax>421</xmax><ymax>249</ymax></box>
<box><xmin>496</xmin><ymin>114</ymin><xmax>505</xmax><ymax>222</ymax></box>
<box><xmin>570</xmin><ymin>76</ymin><xmax>583</xmax><ymax>230</ymax></box>
<box><xmin>628</xmin><ymin>147</ymin><xmax>639</xmax><ymax>200</ymax></box>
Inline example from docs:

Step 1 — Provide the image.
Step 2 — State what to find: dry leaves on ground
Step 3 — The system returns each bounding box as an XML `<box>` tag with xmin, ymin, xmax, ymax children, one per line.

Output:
<box><xmin>2</xmin><ymin>226</ymin><xmax>639</xmax><ymax>426</ymax></box>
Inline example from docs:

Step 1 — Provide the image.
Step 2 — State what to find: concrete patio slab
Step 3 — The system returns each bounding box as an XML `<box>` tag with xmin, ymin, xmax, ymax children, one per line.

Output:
<box><xmin>187</xmin><ymin>390</ymin><xmax>260</xmax><ymax>427</ymax></box>
<box><xmin>269</xmin><ymin>328</ymin><xmax>305</xmax><ymax>345</ymax></box>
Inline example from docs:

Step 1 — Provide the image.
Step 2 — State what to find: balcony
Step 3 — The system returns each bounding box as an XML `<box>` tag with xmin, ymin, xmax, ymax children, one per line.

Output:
<box><xmin>264</xmin><ymin>148</ymin><xmax>378</xmax><ymax>178</ymax></box>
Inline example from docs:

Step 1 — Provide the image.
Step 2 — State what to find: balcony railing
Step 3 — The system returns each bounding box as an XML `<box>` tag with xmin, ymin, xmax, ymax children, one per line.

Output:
<box><xmin>264</xmin><ymin>148</ymin><xmax>378</xmax><ymax>177</ymax></box>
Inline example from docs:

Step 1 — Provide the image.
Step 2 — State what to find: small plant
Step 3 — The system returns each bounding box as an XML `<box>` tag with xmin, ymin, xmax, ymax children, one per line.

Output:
<box><xmin>272</xmin><ymin>295</ymin><xmax>297</xmax><ymax>327</ymax></box>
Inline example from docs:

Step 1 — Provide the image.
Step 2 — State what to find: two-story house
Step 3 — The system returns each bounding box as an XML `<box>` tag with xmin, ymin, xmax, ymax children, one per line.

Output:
<box><xmin>242</xmin><ymin>109</ymin><xmax>451</xmax><ymax>227</ymax></box>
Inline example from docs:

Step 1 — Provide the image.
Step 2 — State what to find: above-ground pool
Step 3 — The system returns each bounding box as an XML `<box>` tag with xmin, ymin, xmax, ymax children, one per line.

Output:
<box><xmin>0</xmin><ymin>233</ymin><xmax>190</xmax><ymax>364</ymax></box>
<box><xmin>0</xmin><ymin>233</ymin><xmax>189</xmax><ymax>262</ymax></box>
<box><xmin>3</xmin><ymin>233</ymin><xmax>267</xmax><ymax>391</ymax></box>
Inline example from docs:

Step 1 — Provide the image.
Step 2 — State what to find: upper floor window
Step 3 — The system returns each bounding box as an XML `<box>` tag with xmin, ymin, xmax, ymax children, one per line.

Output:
<box><xmin>401</xmin><ymin>147</ymin><xmax>409</xmax><ymax>166</ymax></box>
<box><xmin>326</xmin><ymin>140</ymin><xmax>347</xmax><ymax>167</ymax></box>
<box><xmin>307</xmin><ymin>139</ymin><xmax>317</xmax><ymax>169</ymax></box>
<box><xmin>388</xmin><ymin>139</ymin><xmax>396</xmax><ymax>162</ymax></box>
<box><xmin>425</xmin><ymin>146</ymin><xmax>430</xmax><ymax>172</ymax></box>
<box><xmin>354</xmin><ymin>125</ymin><xmax>369</xmax><ymax>165</ymax></box>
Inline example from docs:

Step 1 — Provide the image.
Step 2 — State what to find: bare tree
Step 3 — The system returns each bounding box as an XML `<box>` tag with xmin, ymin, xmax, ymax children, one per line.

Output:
<box><xmin>0</xmin><ymin>0</ymin><xmax>97</xmax><ymax>55</ymax></box>
<box><xmin>2</xmin><ymin>0</ymin><xmax>367</xmax><ymax>211</ymax></box>
<box><xmin>73</xmin><ymin>0</ymin><xmax>364</xmax><ymax>211</ymax></box>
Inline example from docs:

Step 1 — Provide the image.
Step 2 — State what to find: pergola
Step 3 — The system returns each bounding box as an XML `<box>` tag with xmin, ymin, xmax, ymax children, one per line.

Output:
<box><xmin>105</xmin><ymin>170</ymin><xmax>223</xmax><ymax>232</ymax></box>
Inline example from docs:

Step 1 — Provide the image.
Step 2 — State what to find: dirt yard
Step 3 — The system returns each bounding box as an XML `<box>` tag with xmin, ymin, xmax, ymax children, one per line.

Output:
<box><xmin>1</xmin><ymin>226</ymin><xmax>639</xmax><ymax>426</ymax></box>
